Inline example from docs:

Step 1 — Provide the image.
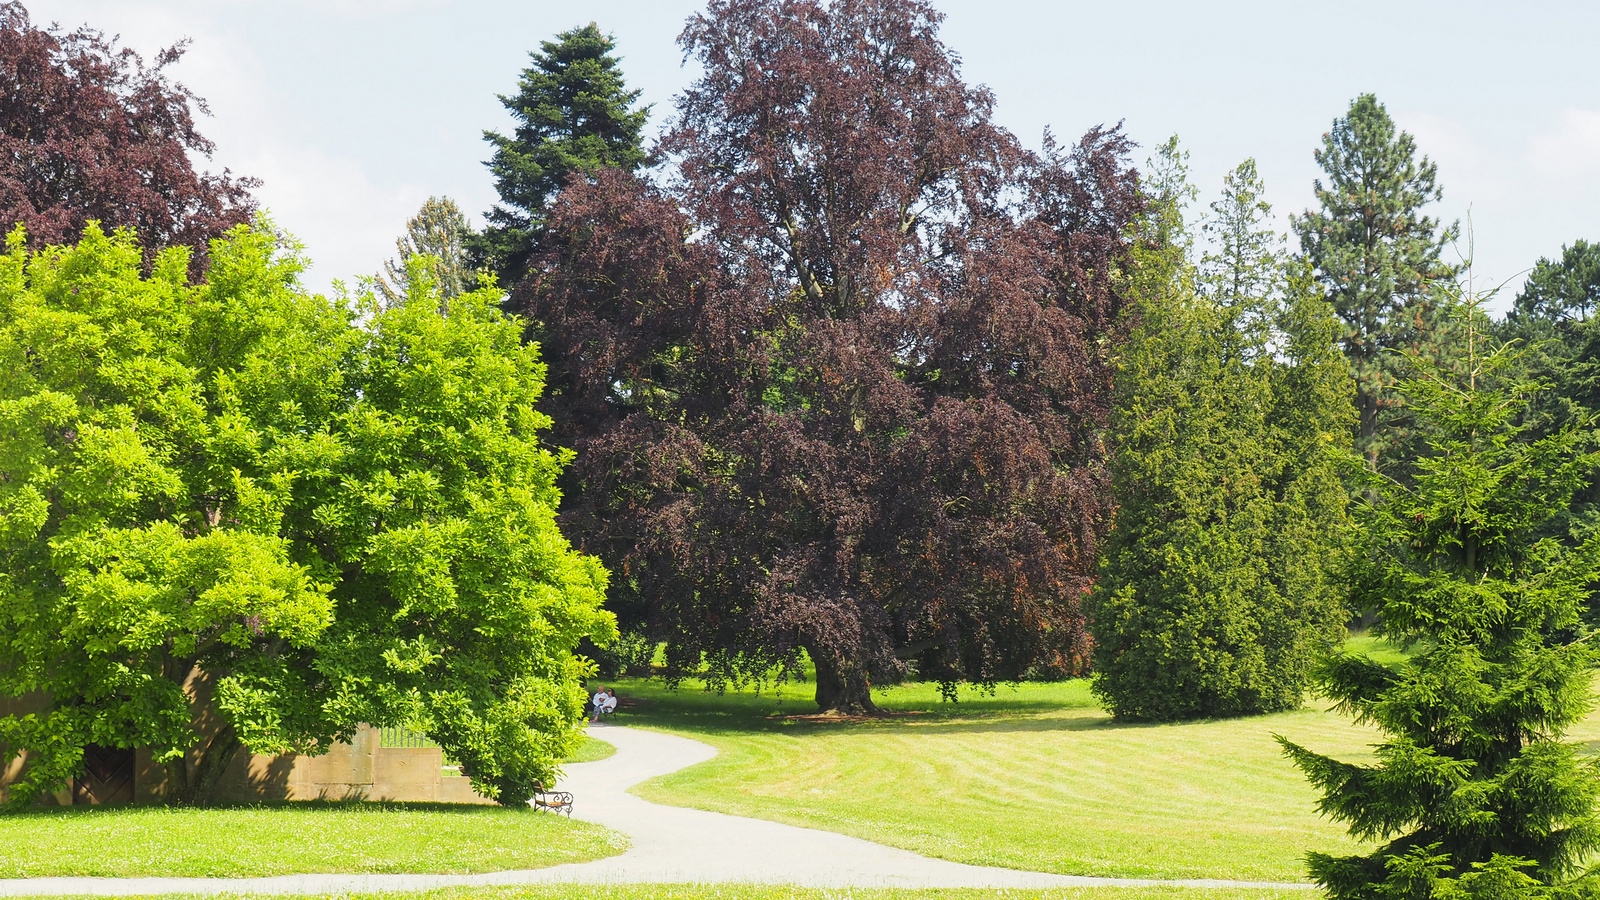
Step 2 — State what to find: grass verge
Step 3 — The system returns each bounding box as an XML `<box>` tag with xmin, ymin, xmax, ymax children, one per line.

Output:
<box><xmin>566</xmin><ymin>734</ymin><xmax>617</xmax><ymax>763</ymax></box>
<box><xmin>0</xmin><ymin>801</ymin><xmax>626</xmax><ymax>878</ymax></box>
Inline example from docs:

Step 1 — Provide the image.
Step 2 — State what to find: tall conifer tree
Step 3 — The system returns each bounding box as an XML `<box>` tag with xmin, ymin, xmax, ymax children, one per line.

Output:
<box><xmin>474</xmin><ymin>24</ymin><xmax>649</xmax><ymax>286</ymax></box>
<box><xmin>1293</xmin><ymin>94</ymin><xmax>1459</xmax><ymax>474</ymax></box>
<box><xmin>1089</xmin><ymin>150</ymin><xmax>1353</xmax><ymax>720</ymax></box>
<box><xmin>1281</xmin><ymin>307</ymin><xmax>1600</xmax><ymax>899</ymax></box>
<box><xmin>1499</xmin><ymin>240</ymin><xmax>1600</xmax><ymax>439</ymax></box>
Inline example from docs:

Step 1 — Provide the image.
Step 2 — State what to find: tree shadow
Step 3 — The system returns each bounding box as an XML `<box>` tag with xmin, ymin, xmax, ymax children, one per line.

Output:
<box><xmin>245</xmin><ymin>752</ymin><xmax>294</xmax><ymax>800</ymax></box>
<box><xmin>607</xmin><ymin>676</ymin><xmax>1175</xmax><ymax>737</ymax></box>
<box><xmin>609</xmin><ymin>675</ymin><xmax>1343</xmax><ymax>738</ymax></box>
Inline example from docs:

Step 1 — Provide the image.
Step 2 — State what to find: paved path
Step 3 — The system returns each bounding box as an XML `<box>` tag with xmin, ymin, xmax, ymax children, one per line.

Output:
<box><xmin>0</xmin><ymin>723</ymin><xmax>1315</xmax><ymax>895</ymax></box>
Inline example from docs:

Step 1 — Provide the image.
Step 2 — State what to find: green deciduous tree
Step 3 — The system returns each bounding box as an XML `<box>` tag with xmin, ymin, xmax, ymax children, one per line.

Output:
<box><xmin>1088</xmin><ymin>148</ymin><xmax>1354</xmax><ymax>720</ymax></box>
<box><xmin>376</xmin><ymin>195</ymin><xmax>479</xmax><ymax>309</ymax></box>
<box><xmin>1293</xmin><ymin>94</ymin><xmax>1460</xmax><ymax>474</ymax></box>
<box><xmin>0</xmin><ymin>221</ymin><xmax>613</xmax><ymax>808</ymax></box>
<box><xmin>1280</xmin><ymin>308</ymin><xmax>1600</xmax><ymax>899</ymax></box>
<box><xmin>474</xmin><ymin>24</ymin><xmax>649</xmax><ymax>287</ymax></box>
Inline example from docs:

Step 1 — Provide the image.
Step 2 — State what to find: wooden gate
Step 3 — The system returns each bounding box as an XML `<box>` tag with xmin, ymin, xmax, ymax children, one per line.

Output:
<box><xmin>73</xmin><ymin>745</ymin><xmax>134</xmax><ymax>804</ymax></box>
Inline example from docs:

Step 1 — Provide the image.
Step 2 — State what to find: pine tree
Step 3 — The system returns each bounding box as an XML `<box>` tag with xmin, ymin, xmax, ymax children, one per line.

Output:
<box><xmin>474</xmin><ymin>23</ymin><xmax>648</xmax><ymax>287</ymax></box>
<box><xmin>1088</xmin><ymin>150</ymin><xmax>1353</xmax><ymax>720</ymax></box>
<box><xmin>1293</xmin><ymin>94</ymin><xmax>1460</xmax><ymax>475</ymax></box>
<box><xmin>376</xmin><ymin>196</ymin><xmax>477</xmax><ymax>310</ymax></box>
<box><xmin>1280</xmin><ymin>304</ymin><xmax>1600</xmax><ymax>899</ymax></box>
<box><xmin>1510</xmin><ymin>240</ymin><xmax>1600</xmax><ymax>331</ymax></box>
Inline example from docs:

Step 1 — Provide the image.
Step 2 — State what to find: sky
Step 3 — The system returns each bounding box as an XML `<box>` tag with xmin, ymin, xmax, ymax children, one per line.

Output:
<box><xmin>25</xmin><ymin>0</ymin><xmax>1600</xmax><ymax>313</ymax></box>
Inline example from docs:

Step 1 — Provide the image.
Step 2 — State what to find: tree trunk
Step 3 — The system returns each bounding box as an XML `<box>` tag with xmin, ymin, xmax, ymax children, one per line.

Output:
<box><xmin>1357</xmin><ymin>382</ymin><xmax>1380</xmax><ymax>470</ymax></box>
<box><xmin>164</xmin><ymin>723</ymin><xmax>244</xmax><ymax>805</ymax></box>
<box><xmin>806</xmin><ymin>644</ymin><xmax>878</xmax><ymax>715</ymax></box>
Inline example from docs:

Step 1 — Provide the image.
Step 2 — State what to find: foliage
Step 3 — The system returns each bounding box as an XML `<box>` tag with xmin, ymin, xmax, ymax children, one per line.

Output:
<box><xmin>474</xmin><ymin>23</ymin><xmax>649</xmax><ymax>287</ymax></box>
<box><xmin>1496</xmin><ymin>240</ymin><xmax>1600</xmax><ymax>551</ymax></box>
<box><xmin>523</xmin><ymin>0</ymin><xmax>1144</xmax><ymax>713</ymax></box>
<box><xmin>1279</xmin><ymin>311</ymin><xmax>1600</xmax><ymax>899</ymax></box>
<box><xmin>0</xmin><ymin>222</ymin><xmax>614</xmax><ymax>808</ymax></box>
<box><xmin>1088</xmin><ymin>150</ymin><xmax>1354</xmax><ymax>720</ymax></box>
<box><xmin>0</xmin><ymin>2</ymin><xmax>256</xmax><ymax>275</ymax></box>
<box><xmin>1291</xmin><ymin>94</ymin><xmax>1460</xmax><ymax>474</ymax></box>
<box><xmin>589</xmin><ymin>630</ymin><xmax>655</xmax><ymax>679</ymax></box>
<box><xmin>376</xmin><ymin>196</ymin><xmax>479</xmax><ymax>309</ymax></box>
<box><xmin>1508</xmin><ymin>240</ymin><xmax>1600</xmax><ymax>332</ymax></box>
<box><xmin>0</xmin><ymin>800</ymin><xmax>623</xmax><ymax>876</ymax></box>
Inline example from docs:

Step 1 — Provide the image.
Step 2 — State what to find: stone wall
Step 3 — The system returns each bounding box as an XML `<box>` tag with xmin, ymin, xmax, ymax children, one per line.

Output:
<box><xmin>2</xmin><ymin>688</ymin><xmax>494</xmax><ymax>806</ymax></box>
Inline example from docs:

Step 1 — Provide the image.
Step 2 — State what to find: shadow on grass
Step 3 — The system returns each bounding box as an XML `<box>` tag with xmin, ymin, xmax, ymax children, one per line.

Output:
<box><xmin>602</xmin><ymin>675</ymin><xmax>1194</xmax><ymax>738</ymax></box>
<box><xmin>606</xmin><ymin>675</ymin><xmax>1346</xmax><ymax>740</ymax></box>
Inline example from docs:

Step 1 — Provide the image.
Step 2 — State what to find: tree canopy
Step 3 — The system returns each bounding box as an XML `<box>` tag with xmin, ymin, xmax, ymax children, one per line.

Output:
<box><xmin>474</xmin><ymin>23</ymin><xmax>649</xmax><ymax>288</ymax></box>
<box><xmin>0</xmin><ymin>2</ymin><xmax>256</xmax><ymax>274</ymax></box>
<box><xmin>376</xmin><ymin>196</ymin><xmax>479</xmax><ymax>309</ymax></box>
<box><xmin>0</xmin><ymin>222</ymin><xmax>613</xmax><ymax>807</ymax></box>
<box><xmin>521</xmin><ymin>0</ymin><xmax>1143</xmax><ymax>714</ymax></box>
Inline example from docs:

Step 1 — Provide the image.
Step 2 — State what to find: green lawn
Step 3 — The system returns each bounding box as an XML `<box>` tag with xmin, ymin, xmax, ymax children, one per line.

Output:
<box><xmin>607</xmin><ymin>671</ymin><xmax>1385</xmax><ymax>883</ymax></box>
<box><xmin>0</xmin><ymin>801</ymin><xmax>626</xmax><ymax>878</ymax></box>
<box><xmin>602</xmin><ymin>635</ymin><xmax>1600</xmax><ymax>883</ymax></box>
<box><xmin>567</xmin><ymin>734</ymin><xmax>618</xmax><ymax>763</ymax></box>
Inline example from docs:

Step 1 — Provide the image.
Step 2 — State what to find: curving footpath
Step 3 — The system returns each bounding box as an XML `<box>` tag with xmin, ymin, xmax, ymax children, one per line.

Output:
<box><xmin>0</xmin><ymin>723</ymin><xmax>1314</xmax><ymax>895</ymax></box>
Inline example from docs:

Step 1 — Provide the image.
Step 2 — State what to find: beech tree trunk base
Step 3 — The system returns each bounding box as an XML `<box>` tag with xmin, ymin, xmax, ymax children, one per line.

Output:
<box><xmin>810</xmin><ymin>648</ymin><xmax>880</xmax><ymax>716</ymax></box>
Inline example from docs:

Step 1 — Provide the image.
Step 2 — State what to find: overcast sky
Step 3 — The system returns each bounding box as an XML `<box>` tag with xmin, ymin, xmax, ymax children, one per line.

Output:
<box><xmin>25</xmin><ymin>0</ymin><xmax>1600</xmax><ymax>312</ymax></box>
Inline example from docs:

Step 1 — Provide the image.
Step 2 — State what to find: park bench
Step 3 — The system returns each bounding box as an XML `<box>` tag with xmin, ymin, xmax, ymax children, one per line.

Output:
<box><xmin>532</xmin><ymin>782</ymin><xmax>573</xmax><ymax>817</ymax></box>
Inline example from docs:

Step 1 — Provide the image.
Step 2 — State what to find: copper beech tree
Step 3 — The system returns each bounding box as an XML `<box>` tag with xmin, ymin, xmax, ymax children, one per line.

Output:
<box><xmin>519</xmin><ymin>0</ymin><xmax>1143</xmax><ymax>713</ymax></box>
<box><xmin>0</xmin><ymin>2</ymin><xmax>255</xmax><ymax>270</ymax></box>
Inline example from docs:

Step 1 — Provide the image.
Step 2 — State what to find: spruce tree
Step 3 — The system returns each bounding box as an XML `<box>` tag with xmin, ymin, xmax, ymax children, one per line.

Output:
<box><xmin>1293</xmin><ymin>94</ymin><xmax>1460</xmax><ymax>474</ymax></box>
<box><xmin>1088</xmin><ymin>150</ymin><xmax>1353</xmax><ymax>720</ymax></box>
<box><xmin>474</xmin><ymin>24</ymin><xmax>648</xmax><ymax>287</ymax></box>
<box><xmin>1280</xmin><ymin>307</ymin><xmax>1600</xmax><ymax>899</ymax></box>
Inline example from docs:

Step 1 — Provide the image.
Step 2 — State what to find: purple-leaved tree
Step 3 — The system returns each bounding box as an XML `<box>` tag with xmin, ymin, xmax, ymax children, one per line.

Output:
<box><xmin>0</xmin><ymin>2</ymin><xmax>256</xmax><ymax>272</ymax></box>
<box><xmin>520</xmin><ymin>0</ymin><xmax>1144</xmax><ymax>713</ymax></box>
